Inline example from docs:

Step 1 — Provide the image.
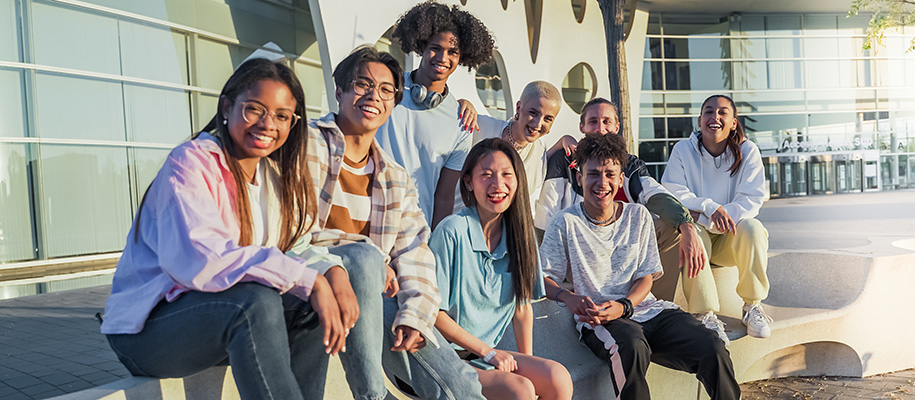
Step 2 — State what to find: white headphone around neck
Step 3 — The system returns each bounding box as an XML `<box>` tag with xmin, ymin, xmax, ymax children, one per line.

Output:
<box><xmin>409</xmin><ymin>71</ymin><xmax>447</xmax><ymax>109</ymax></box>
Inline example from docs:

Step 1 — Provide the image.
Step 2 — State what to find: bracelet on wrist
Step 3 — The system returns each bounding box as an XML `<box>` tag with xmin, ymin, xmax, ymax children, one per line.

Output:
<box><xmin>555</xmin><ymin>288</ymin><xmax>569</xmax><ymax>307</ymax></box>
<box><xmin>482</xmin><ymin>350</ymin><xmax>497</xmax><ymax>363</ymax></box>
<box><xmin>616</xmin><ymin>297</ymin><xmax>634</xmax><ymax>319</ymax></box>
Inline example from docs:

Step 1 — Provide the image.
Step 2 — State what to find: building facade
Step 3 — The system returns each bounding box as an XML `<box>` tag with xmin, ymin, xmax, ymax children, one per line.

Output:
<box><xmin>0</xmin><ymin>0</ymin><xmax>912</xmax><ymax>286</ymax></box>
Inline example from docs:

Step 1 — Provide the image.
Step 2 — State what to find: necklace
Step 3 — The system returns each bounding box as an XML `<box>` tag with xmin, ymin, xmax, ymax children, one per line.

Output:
<box><xmin>580</xmin><ymin>202</ymin><xmax>617</xmax><ymax>226</ymax></box>
<box><xmin>504</xmin><ymin>119</ymin><xmax>524</xmax><ymax>151</ymax></box>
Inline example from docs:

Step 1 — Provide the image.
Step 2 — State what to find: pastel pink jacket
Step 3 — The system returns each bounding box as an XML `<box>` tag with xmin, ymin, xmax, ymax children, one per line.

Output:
<box><xmin>101</xmin><ymin>133</ymin><xmax>332</xmax><ymax>334</ymax></box>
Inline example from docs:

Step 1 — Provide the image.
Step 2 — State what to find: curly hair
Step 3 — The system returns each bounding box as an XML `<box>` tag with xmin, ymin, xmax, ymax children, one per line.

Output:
<box><xmin>392</xmin><ymin>1</ymin><xmax>495</xmax><ymax>70</ymax></box>
<box><xmin>574</xmin><ymin>133</ymin><xmax>629</xmax><ymax>171</ymax></box>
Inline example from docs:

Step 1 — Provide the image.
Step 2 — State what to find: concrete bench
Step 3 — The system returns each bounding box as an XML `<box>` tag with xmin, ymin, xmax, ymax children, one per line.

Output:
<box><xmin>53</xmin><ymin>245</ymin><xmax>915</xmax><ymax>399</ymax></box>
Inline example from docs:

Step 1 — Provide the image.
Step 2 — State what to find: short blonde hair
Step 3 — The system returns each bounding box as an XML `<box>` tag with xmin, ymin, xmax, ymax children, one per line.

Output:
<box><xmin>519</xmin><ymin>80</ymin><xmax>561</xmax><ymax>105</ymax></box>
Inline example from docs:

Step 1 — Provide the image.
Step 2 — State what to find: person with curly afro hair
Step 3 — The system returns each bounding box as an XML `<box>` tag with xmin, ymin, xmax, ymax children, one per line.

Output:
<box><xmin>375</xmin><ymin>1</ymin><xmax>496</xmax><ymax>233</ymax></box>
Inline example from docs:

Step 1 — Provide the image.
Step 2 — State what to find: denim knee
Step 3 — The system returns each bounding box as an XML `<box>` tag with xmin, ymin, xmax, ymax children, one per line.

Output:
<box><xmin>331</xmin><ymin>242</ymin><xmax>385</xmax><ymax>293</ymax></box>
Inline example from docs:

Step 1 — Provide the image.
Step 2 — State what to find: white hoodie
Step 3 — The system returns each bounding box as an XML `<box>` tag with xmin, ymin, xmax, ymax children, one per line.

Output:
<box><xmin>661</xmin><ymin>132</ymin><xmax>768</xmax><ymax>234</ymax></box>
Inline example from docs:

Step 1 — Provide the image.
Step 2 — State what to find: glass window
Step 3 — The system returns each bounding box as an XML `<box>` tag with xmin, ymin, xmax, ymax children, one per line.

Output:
<box><xmin>766</xmin><ymin>38</ymin><xmax>801</xmax><ymax>58</ymax></box>
<box><xmin>645</xmin><ymin>61</ymin><xmax>663</xmax><ymax>91</ymax></box>
<box><xmin>664</xmin><ymin>61</ymin><xmax>732</xmax><ymax>91</ymax></box>
<box><xmin>0</xmin><ymin>69</ymin><xmax>25</xmax><ymax>138</ymax></box>
<box><xmin>0</xmin><ymin>143</ymin><xmax>36</xmax><ymax>262</ymax></box>
<box><xmin>639</xmin><ymin>92</ymin><xmax>664</xmax><ymax>115</ymax></box>
<box><xmin>732</xmin><ymin>61</ymin><xmax>768</xmax><ymax>90</ymax></box>
<box><xmin>731</xmin><ymin>38</ymin><xmax>767</xmax><ymax>59</ymax></box>
<box><xmin>664</xmin><ymin>38</ymin><xmax>730</xmax><ymax>59</ymax></box>
<box><xmin>808</xmin><ymin>113</ymin><xmax>857</xmax><ymax>137</ymax></box>
<box><xmin>663</xmin><ymin>92</ymin><xmax>718</xmax><ymax>116</ymax></box>
<box><xmin>35</xmin><ymin>73</ymin><xmax>126</xmax><ymax>141</ymax></box>
<box><xmin>75</xmin><ymin>0</ymin><xmax>196</xmax><ymax>27</ymax></box>
<box><xmin>803</xmin><ymin>15</ymin><xmax>837</xmax><ymax>32</ymax></box>
<box><xmin>562</xmin><ymin>63</ymin><xmax>596</xmax><ymax>114</ymax></box>
<box><xmin>0</xmin><ymin>0</ymin><xmax>18</xmax><ymax>62</ymax></box>
<box><xmin>767</xmin><ymin>61</ymin><xmax>802</xmax><ymax>89</ymax></box>
<box><xmin>293</xmin><ymin>61</ymin><xmax>326</xmax><ymax>113</ymax></box>
<box><xmin>638</xmin><ymin>140</ymin><xmax>667</xmax><ymax>162</ymax></box>
<box><xmin>638</xmin><ymin>117</ymin><xmax>665</xmax><ymax>140</ymax></box>
<box><xmin>197</xmin><ymin>94</ymin><xmax>220</xmax><ymax>132</ymax></box>
<box><xmin>32</xmin><ymin>1</ymin><xmax>121</xmax><ymax>75</ymax></box>
<box><xmin>806</xmin><ymin>60</ymin><xmax>840</xmax><ymax>89</ymax></box>
<box><xmin>133</xmin><ymin>148</ymin><xmax>170</xmax><ymax>203</ymax></box>
<box><xmin>647</xmin><ymin>16</ymin><xmax>661</xmax><ymax>35</ymax></box>
<box><xmin>733</xmin><ymin>91</ymin><xmax>805</xmax><ymax>114</ymax></box>
<box><xmin>808</xmin><ymin>89</ymin><xmax>875</xmax><ymax>112</ymax></box>
<box><xmin>197</xmin><ymin>38</ymin><xmax>254</xmax><ymax>91</ymax></box>
<box><xmin>766</xmin><ymin>16</ymin><xmax>801</xmax><ymax>36</ymax></box>
<box><xmin>661</xmin><ymin>15</ymin><xmax>729</xmax><ymax>36</ymax></box>
<box><xmin>734</xmin><ymin>15</ymin><xmax>765</xmax><ymax>36</ymax></box>
<box><xmin>39</xmin><ymin>145</ymin><xmax>132</xmax><ymax>258</ymax></box>
<box><xmin>647</xmin><ymin>38</ymin><xmax>661</xmax><ymax>59</ymax></box>
<box><xmin>475</xmin><ymin>52</ymin><xmax>510</xmax><ymax>120</ymax></box>
<box><xmin>667</xmin><ymin>117</ymin><xmax>694</xmax><ymax>138</ymax></box>
<box><xmin>743</xmin><ymin>114</ymin><xmax>807</xmax><ymax>138</ymax></box>
<box><xmin>119</xmin><ymin>21</ymin><xmax>188</xmax><ymax>85</ymax></box>
<box><xmin>124</xmin><ymin>85</ymin><xmax>192</xmax><ymax>145</ymax></box>
<box><xmin>295</xmin><ymin>10</ymin><xmax>322</xmax><ymax>60</ymax></box>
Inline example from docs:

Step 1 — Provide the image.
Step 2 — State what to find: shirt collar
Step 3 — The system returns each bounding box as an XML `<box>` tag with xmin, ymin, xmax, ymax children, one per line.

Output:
<box><xmin>463</xmin><ymin>207</ymin><xmax>508</xmax><ymax>260</ymax></box>
<box><xmin>314</xmin><ymin>112</ymin><xmax>390</xmax><ymax>173</ymax></box>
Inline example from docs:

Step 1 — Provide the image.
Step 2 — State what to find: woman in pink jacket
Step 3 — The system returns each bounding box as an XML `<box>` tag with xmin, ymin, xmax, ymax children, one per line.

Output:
<box><xmin>101</xmin><ymin>58</ymin><xmax>347</xmax><ymax>400</ymax></box>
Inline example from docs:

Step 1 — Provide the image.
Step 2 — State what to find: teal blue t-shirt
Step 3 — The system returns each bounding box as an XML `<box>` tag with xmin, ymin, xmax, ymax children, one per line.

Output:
<box><xmin>430</xmin><ymin>207</ymin><xmax>546</xmax><ymax>350</ymax></box>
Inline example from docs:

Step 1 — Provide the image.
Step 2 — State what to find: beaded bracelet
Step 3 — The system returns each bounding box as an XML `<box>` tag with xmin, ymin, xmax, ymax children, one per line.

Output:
<box><xmin>616</xmin><ymin>298</ymin><xmax>634</xmax><ymax>319</ymax></box>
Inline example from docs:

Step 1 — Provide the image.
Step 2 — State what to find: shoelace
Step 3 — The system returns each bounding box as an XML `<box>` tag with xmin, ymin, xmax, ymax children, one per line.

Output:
<box><xmin>745</xmin><ymin>305</ymin><xmax>773</xmax><ymax>324</ymax></box>
<box><xmin>701</xmin><ymin>312</ymin><xmax>726</xmax><ymax>331</ymax></box>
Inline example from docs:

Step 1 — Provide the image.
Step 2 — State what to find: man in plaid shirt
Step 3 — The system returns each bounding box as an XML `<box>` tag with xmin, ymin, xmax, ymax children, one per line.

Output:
<box><xmin>300</xmin><ymin>46</ymin><xmax>485</xmax><ymax>400</ymax></box>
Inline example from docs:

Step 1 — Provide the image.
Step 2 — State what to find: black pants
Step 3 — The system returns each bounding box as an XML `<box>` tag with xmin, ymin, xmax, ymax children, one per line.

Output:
<box><xmin>579</xmin><ymin>309</ymin><xmax>740</xmax><ymax>400</ymax></box>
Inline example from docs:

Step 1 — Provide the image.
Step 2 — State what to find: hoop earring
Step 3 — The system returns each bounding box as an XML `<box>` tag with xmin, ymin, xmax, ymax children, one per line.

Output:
<box><xmin>513</xmin><ymin>113</ymin><xmax>519</xmax><ymax>121</ymax></box>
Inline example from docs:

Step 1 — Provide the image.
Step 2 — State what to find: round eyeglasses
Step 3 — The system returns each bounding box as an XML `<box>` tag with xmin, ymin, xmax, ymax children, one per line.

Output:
<box><xmin>351</xmin><ymin>78</ymin><xmax>398</xmax><ymax>101</ymax></box>
<box><xmin>240</xmin><ymin>102</ymin><xmax>300</xmax><ymax>129</ymax></box>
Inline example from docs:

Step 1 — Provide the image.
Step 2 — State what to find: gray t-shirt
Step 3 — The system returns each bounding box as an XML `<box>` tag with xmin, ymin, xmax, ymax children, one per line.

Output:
<box><xmin>539</xmin><ymin>202</ymin><xmax>678</xmax><ymax>323</ymax></box>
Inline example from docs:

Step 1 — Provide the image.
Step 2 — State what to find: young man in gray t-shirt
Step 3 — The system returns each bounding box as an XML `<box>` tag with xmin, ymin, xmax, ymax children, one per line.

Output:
<box><xmin>539</xmin><ymin>133</ymin><xmax>739</xmax><ymax>400</ymax></box>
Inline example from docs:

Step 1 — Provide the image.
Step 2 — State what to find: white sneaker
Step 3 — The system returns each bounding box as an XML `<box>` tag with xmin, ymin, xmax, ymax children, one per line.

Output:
<box><xmin>742</xmin><ymin>304</ymin><xmax>773</xmax><ymax>338</ymax></box>
<box><xmin>697</xmin><ymin>311</ymin><xmax>729</xmax><ymax>345</ymax></box>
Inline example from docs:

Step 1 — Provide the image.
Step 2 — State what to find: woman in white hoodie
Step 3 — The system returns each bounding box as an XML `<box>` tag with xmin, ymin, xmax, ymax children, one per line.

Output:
<box><xmin>661</xmin><ymin>94</ymin><xmax>772</xmax><ymax>340</ymax></box>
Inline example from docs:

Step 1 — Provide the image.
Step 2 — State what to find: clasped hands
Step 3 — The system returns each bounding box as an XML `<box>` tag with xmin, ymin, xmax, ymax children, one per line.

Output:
<box><xmin>557</xmin><ymin>290</ymin><xmax>625</xmax><ymax>328</ymax></box>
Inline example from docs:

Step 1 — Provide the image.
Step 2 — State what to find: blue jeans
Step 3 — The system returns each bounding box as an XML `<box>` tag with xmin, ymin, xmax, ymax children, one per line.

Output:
<box><xmin>381</xmin><ymin>297</ymin><xmax>485</xmax><ymax>400</ymax></box>
<box><xmin>107</xmin><ymin>282</ymin><xmax>310</xmax><ymax>400</ymax></box>
<box><xmin>107</xmin><ymin>242</ymin><xmax>387</xmax><ymax>400</ymax></box>
<box><xmin>284</xmin><ymin>242</ymin><xmax>387</xmax><ymax>400</ymax></box>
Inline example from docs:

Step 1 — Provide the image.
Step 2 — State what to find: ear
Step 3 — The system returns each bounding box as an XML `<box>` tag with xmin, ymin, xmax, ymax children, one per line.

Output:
<box><xmin>612</xmin><ymin>122</ymin><xmax>620</xmax><ymax>134</ymax></box>
<box><xmin>335</xmin><ymin>86</ymin><xmax>343</xmax><ymax>103</ymax></box>
<box><xmin>219</xmin><ymin>96</ymin><xmax>232</xmax><ymax>120</ymax></box>
<box><xmin>618</xmin><ymin>170</ymin><xmax>626</xmax><ymax>186</ymax></box>
<box><xmin>462</xmin><ymin>175</ymin><xmax>473</xmax><ymax>192</ymax></box>
<box><xmin>575</xmin><ymin>169</ymin><xmax>582</xmax><ymax>187</ymax></box>
<box><xmin>579</xmin><ymin>121</ymin><xmax>585</xmax><ymax>133</ymax></box>
<box><xmin>515</xmin><ymin>101</ymin><xmax>522</xmax><ymax>116</ymax></box>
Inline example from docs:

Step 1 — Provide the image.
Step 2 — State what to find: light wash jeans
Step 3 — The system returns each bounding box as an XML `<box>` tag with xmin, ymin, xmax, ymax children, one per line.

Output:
<box><xmin>107</xmin><ymin>242</ymin><xmax>387</xmax><ymax>400</ymax></box>
<box><xmin>381</xmin><ymin>297</ymin><xmax>486</xmax><ymax>400</ymax></box>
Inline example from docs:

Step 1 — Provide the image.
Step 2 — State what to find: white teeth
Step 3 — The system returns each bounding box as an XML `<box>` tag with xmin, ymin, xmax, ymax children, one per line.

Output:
<box><xmin>360</xmin><ymin>106</ymin><xmax>380</xmax><ymax>115</ymax></box>
<box><xmin>488</xmin><ymin>193</ymin><xmax>507</xmax><ymax>200</ymax></box>
<box><xmin>709</xmin><ymin>124</ymin><xmax>722</xmax><ymax>129</ymax></box>
<box><xmin>250</xmin><ymin>132</ymin><xmax>274</xmax><ymax>143</ymax></box>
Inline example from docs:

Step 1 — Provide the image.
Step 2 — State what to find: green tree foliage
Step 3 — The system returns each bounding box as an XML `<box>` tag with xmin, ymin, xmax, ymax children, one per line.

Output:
<box><xmin>848</xmin><ymin>0</ymin><xmax>915</xmax><ymax>52</ymax></box>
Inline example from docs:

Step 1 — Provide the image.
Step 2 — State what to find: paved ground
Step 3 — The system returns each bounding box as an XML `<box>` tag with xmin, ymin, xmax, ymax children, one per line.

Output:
<box><xmin>0</xmin><ymin>189</ymin><xmax>913</xmax><ymax>399</ymax></box>
<box><xmin>0</xmin><ymin>286</ymin><xmax>129</xmax><ymax>400</ymax></box>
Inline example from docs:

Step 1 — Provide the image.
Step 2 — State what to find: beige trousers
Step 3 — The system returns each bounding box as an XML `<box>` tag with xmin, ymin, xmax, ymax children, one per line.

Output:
<box><xmin>681</xmin><ymin>218</ymin><xmax>770</xmax><ymax>313</ymax></box>
<box><xmin>652</xmin><ymin>218</ymin><xmax>683</xmax><ymax>302</ymax></box>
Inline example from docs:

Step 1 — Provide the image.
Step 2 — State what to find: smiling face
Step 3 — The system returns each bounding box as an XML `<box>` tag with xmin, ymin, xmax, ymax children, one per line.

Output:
<box><xmin>580</xmin><ymin>103</ymin><xmax>619</xmax><ymax>137</ymax></box>
<box><xmin>223</xmin><ymin>79</ymin><xmax>295</xmax><ymax>162</ymax></box>
<box><xmin>465</xmin><ymin>150</ymin><xmax>517</xmax><ymax>220</ymax></box>
<box><xmin>513</xmin><ymin>96</ymin><xmax>561</xmax><ymax>144</ymax></box>
<box><xmin>699</xmin><ymin>96</ymin><xmax>738</xmax><ymax>144</ymax></box>
<box><xmin>335</xmin><ymin>61</ymin><xmax>396</xmax><ymax>136</ymax></box>
<box><xmin>416</xmin><ymin>31</ymin><xmax>461</xmax><ymax>86</ymax></box>
<box><xmin>577</xmin><ymin>156</ymin><xmax>624</xmax><ymax>220</ymax></box>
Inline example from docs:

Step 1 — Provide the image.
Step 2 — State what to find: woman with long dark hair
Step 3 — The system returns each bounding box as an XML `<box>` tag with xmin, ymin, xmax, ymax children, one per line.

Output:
<box><xmin>101</xmin><ymin>58</ymin><xmax>352</xmax><ymax>399</ymax></box>
<box><xmin>662</xmin><ymin>94</ymin><xmax>773</xmax><ymax>339</ymax></box>
<box><xmin>430</xmin><ymin>138</ymin><xmax>573</xmax><ymax>400</ymax></box>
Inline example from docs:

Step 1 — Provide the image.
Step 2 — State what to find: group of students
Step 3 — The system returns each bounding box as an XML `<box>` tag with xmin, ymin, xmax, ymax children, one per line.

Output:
<box><xmin>100</xmin><ymin>2</ymin><xmax>772</xmax><ymax>400</ymax></box>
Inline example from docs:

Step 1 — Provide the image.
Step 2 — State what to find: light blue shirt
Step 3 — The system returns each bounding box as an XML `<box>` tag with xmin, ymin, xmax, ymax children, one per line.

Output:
<box><xmin>375</xmin><ymin>72</ymin><xmax>472</xmax><ymax>225</ymax></box>
<box><xmin>430</xmin><ymin>207</ymin><xmax>546</xmax><ymax>350</ymax></box>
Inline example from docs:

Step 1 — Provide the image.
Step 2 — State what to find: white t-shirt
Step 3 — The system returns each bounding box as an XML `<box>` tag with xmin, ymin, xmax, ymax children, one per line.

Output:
<box><xmin>539</xmin><ymin>202</ymin><xmax>678</xmax><ymax>323</ymax></box>
<box><xmin>246</xmin><ymin>159</ymin><xmax>281</xmax><ymax>247</ymax></box>
<box><xmin>375</xmin><ymin>72</ymin><xmax>472</xmax><ymax>225</ymax></box>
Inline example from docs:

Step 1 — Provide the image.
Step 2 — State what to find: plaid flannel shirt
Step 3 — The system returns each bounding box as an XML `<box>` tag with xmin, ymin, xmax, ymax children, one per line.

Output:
<box><xmin>304</xmin><ymin>112</ymin><xmax>441</xmax><ymax>347</ymax></box>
